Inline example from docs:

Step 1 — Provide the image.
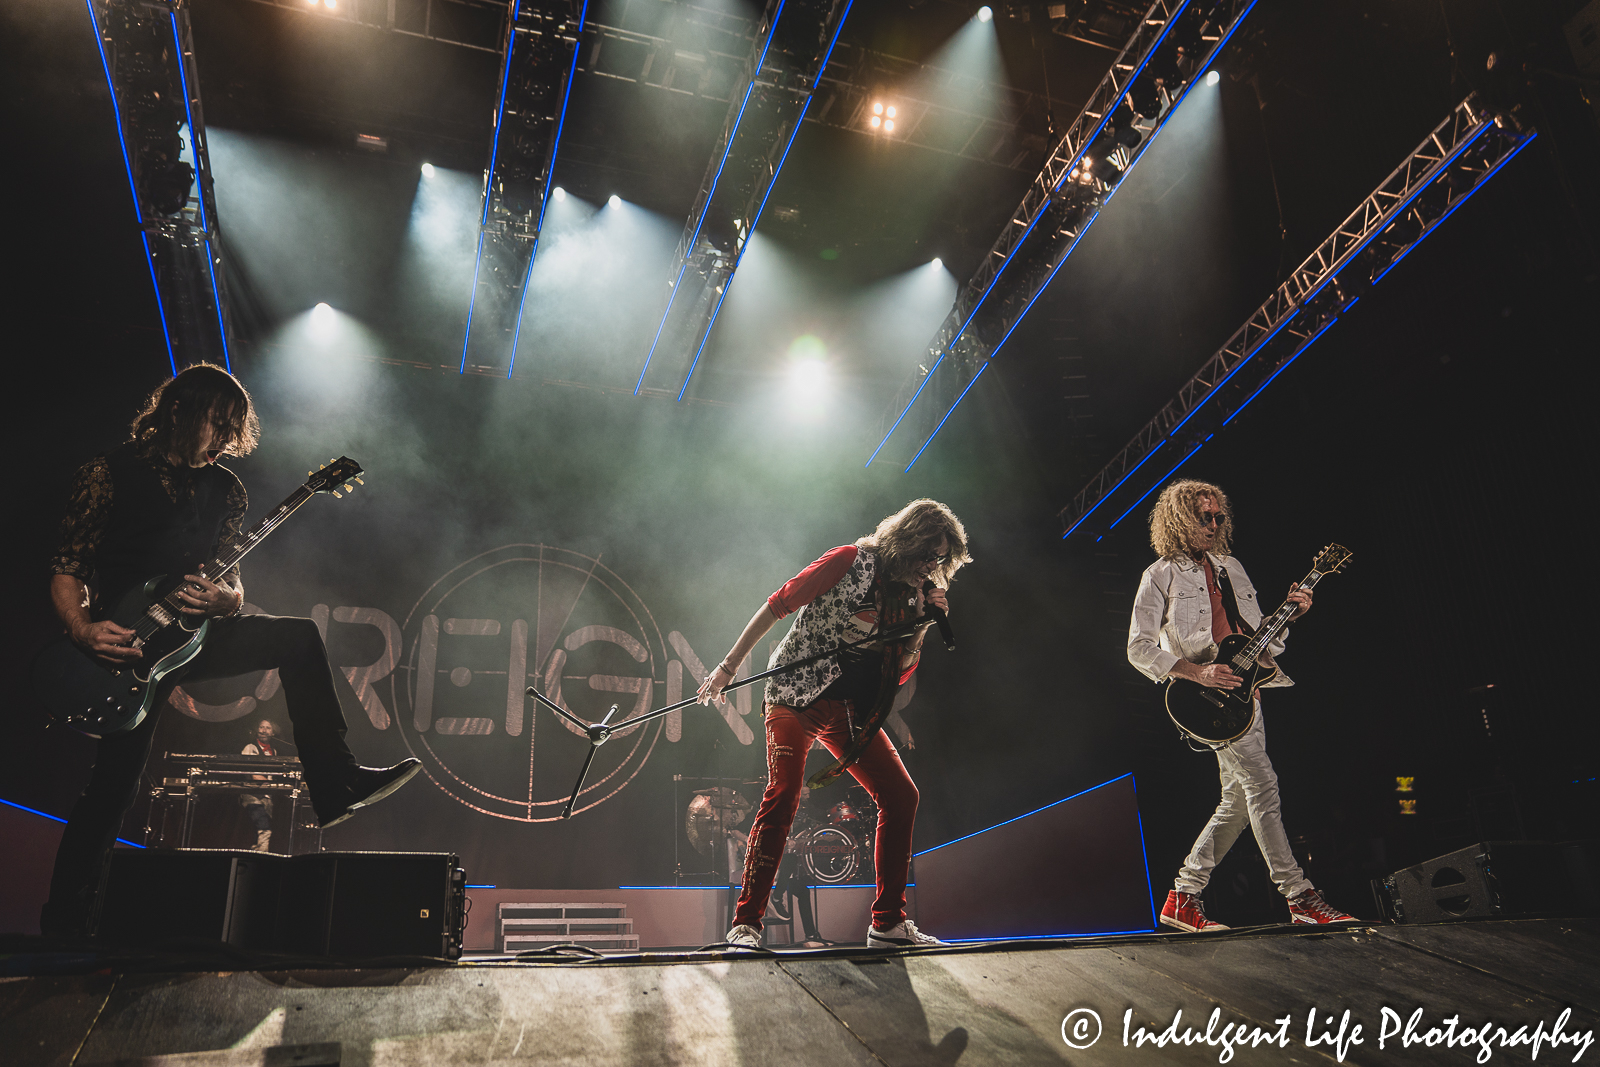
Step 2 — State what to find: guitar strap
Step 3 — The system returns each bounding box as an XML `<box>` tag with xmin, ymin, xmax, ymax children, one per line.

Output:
<box><xmin>1211</xmin><ymin>558</ymin><xmax>1255</xmax><ymax>637</ymax></box>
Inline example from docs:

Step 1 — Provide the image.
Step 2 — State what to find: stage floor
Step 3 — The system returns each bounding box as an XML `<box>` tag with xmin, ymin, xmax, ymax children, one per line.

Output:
<box><xmin>3</xmin><ymin>918</ymin><xmax>1596</xmax><ymax>1066</ymax></box>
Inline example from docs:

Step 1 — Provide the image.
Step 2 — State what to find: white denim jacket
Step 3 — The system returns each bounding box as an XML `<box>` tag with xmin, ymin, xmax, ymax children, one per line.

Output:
<box><xmin>1127</xmin><ymin>552</ymin><xmax>1292</xmax><ymax>687</ymax></box>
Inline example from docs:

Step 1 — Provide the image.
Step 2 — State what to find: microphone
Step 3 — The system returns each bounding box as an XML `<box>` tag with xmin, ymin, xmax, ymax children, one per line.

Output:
<box><xmin>922</xmin><ymin>581</ymin><xmax>955</xmax><ymax>652</ymax></box>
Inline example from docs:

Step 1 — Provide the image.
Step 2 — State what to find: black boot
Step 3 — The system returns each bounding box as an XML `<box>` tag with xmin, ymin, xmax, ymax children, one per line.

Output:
<box><xmin>314</xmin><ymin>759</ymin><xmax>423</xmax><ymax>828</ymax></box>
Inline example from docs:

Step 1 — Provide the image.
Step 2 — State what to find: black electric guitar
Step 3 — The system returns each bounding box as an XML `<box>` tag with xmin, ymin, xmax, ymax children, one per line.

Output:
<box><xmin>33</xmin><ymin>458</ymin><xmax>364</xmax><ymax>737</ymax></box>
<box><xmin>1165</xmin><ymin>543</ymin><xmax>1351</xmax><ymax>745</ymax></box>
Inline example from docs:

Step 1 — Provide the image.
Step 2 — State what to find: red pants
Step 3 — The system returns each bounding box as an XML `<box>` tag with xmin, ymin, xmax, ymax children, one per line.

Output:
<box><xmin>733</xmin><ymin>699</ymin><xmax>918</xmax><ymax>931</ymax></box>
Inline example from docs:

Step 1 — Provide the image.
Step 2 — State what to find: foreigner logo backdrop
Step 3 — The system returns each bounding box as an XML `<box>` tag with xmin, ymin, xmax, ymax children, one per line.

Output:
<box><xmin>388</xmin><ymin>544</ymin><xmax>669</xmax><ymax>822</ymax></box>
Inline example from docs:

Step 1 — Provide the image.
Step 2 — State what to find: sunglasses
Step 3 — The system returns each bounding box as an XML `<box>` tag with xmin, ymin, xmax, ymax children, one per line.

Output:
<box><xmin>915</xmin><ymin>551</ymin><xmax>951</xmax><ymax>566</ymax></box>
<box><xmin>1198</xmin><ymin>511</ymin><xmax>1226</xmax><ymax>526</ymax></box>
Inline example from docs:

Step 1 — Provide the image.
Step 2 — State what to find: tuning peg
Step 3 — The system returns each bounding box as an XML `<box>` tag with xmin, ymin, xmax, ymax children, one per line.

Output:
<box><xmin>354</xmin><ymin>477</ymin><xmax>364</xmax><ymax>485</ymax></box>
<box><xmin>332</xmin><ymin>490</ymin><xmax>343</xmax><ymax>499</ymax></box>
<box><xmin>308</xmin><ymin>470</ymin><xmax>315</xmax><ymax>477</ymax></box>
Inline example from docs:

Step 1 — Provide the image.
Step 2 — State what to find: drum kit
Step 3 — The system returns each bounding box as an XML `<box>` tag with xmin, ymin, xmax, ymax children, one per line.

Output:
<box><xmin>682</xmin><ymin>783</ymin><xmax>877</xmax><ymax>886</ymax></box>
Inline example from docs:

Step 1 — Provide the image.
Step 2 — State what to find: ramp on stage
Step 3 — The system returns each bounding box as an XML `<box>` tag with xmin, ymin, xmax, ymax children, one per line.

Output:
<box><xmin>2</xmin><ymin>918</ymin><xmax>1596</xmax><ymax>1066</ymax></box>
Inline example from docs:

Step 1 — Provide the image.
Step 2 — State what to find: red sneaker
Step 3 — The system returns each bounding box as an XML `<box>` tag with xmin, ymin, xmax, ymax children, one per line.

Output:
<box><xmin>1160</xmin><ymin>890</ymin><xmax>1230</xmax><ymax>932</ymax></box>
<box><xmin>1287</xmin><ymin>889</ymin><xmax>1356</xmax><ymax>924</ymax></box>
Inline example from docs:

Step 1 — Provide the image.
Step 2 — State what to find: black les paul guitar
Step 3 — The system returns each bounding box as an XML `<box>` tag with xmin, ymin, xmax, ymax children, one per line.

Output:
<box><xmin>33</xmin><ymin>457</ymin><xmax>363</xmax><ymax>737</ymax></box>
<box><xmin>1165</xmin><ymin>543</ymin><xmax>1351</xmax><ymax>746</ymax></box>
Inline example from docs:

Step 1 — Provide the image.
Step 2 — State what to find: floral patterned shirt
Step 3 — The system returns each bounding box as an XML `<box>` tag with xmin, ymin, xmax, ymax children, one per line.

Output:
<box><xmin>50</xmin><ymin>440</ymin><xmax>248</xmax><ymax>591</ymax></box>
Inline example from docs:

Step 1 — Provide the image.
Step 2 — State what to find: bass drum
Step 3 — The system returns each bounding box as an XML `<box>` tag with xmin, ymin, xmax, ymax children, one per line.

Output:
<box><xmin>803</xmin><ymin>826</ymin><xmax>861</xmax><ymax>885</ymax></box>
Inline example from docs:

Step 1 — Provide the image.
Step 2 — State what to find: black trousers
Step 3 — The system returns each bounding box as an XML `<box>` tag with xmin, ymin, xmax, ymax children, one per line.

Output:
<box><xmin>43</xmin><ymin>614</ymin><xmax>356</xmax><ymax>934</ymax></box>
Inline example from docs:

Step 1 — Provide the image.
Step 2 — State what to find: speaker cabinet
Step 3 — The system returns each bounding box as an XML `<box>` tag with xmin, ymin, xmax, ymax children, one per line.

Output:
<box><xmin>1374</xmin><ymin>840</ymin><xmax>1598</xmax><ymax>923</ymax></box>
<box><xmin>97</xmin><ymin>849</ymin><xmax>466</xmax><ymax>958</ymax></box>
<box><xmin>278</xmin><ymin>851</ymin><xmax>466</xmax><ymax>959</ymax></box>
<box><xmin>98</xmin><ymin>849</ymin><xmax>284</xmax><ymax>948</ymax></box>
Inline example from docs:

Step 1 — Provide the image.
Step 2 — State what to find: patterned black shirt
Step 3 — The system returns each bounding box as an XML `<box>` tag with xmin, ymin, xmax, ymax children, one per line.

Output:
<box><xmin>50</xmin><ymin>440</ymin><xmax>248</xmax><ymax>590</ymax></box>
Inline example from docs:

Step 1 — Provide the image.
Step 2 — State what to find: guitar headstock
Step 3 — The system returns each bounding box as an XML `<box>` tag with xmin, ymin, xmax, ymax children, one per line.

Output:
<box><xmin>1311</xmin><ymin>543</ymin><xmax>1352</xmax><ymax>576</ymax></box>
<box><xmin>306</xmin><ymin>456</ymin><xmax>364</xmax><ymax>499</ymax></box>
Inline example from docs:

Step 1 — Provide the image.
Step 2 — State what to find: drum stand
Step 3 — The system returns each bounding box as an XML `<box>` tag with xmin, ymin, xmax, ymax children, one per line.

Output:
<box><xmin>526</xmin><ymin>618</ymin><xmax>929</xmax><ymax>820</ymax></box>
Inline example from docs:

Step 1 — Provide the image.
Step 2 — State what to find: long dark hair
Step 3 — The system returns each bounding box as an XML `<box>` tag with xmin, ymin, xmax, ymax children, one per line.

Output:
<box><xmin>131</xmin><ymin>363</ymin><xmax>259</xmax><ymax>459</ymax></box>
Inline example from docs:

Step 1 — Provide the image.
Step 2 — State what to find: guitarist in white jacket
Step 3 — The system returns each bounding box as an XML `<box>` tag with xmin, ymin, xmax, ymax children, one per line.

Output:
<box><xmin>1127</xmin><ymin>479</ymin><xmax>1354</xmax><ymax>931</ymax></box>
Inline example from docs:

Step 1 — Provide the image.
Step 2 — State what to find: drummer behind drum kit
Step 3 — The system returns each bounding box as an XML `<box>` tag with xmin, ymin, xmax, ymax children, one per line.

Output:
<box><xmin>681</xmin><ymin>783</ymin><xmax>877</xmax><ymax>886</ymax></box>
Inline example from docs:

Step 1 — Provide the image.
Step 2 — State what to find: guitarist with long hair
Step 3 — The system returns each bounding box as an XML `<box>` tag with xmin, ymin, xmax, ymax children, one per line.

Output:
<box><xmin>697</xmin><ymin>499</ymin><xmax>971</xmax><ymax>949</ymax></box>
<box><xmin>41</xmin><ymin>363</ymin><xmax>420</xmax><ymax>938</ymax></box>
<box><xmin>1128</xmin><ymin>479</ymin><xmax>1354</xmax><ymax>931</ymax></box>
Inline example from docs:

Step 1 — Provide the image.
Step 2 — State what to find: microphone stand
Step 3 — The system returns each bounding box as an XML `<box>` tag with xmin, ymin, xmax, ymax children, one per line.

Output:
<box><xmin>527</xmin><ymin>616</ymin><xmax>932</xmax><ymax>819</ymax></box>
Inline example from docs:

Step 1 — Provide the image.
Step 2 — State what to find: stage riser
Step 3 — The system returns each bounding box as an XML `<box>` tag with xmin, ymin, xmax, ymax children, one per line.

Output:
<box><xmin>463</xmin><ymin>886</ymin><xmax>890</xmax><ymax>950</ymax></box>
<box><xmin>5</xmin><ymin>919</ymin><xmax>1593</xmax><ymax>1067</ymax></box>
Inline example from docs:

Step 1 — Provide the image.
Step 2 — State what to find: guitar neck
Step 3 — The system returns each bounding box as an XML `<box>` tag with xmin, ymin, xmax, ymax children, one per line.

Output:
<box><xmin>1236</xmin><ymin>565</ymin><xmax>1325</xmax><ymax>664</ymax></box>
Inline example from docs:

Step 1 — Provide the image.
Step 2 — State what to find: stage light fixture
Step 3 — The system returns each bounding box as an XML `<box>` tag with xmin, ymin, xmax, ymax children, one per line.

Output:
<box><xmin>873</xmin><ymin>102</ymin><xmax>883</xmax><ymax>115</ymax></box>
<box><xmin>978</xmin><ymin>6</ymin><xmax>992</xmax><ymax>21</ymax></box>
<box><xmin>886</xmin><ymin>106</ymin><xmax>896</xmax><ymax>119</ymax></box>
<box><xmin>421</xmin><ymin>162</ymin><xmax>434</xmax><ymax>177</ymax></box>
<box><xmin>325</xmin><ymin>0</ymin><xmax>336</xmax><ymax>8</ymax></box>
<box><xmin>870</xmin><ymin>115</ymin><xmax>882</xmax><ymax>128</ymax></box>
<box><xmin>884</xmin><ymin>119</ymin><xmax>895</xmax><ymax>133</ymax></box>
<box><xmin>1205</xmin><ymin>70</ymin><xmax>1220</xmax><ymax>86</ymax></box>
<box><xmin>553</xmin><ymin>186</ymin><xmax>566</xmax><ymax>200</ymax></box>
<box><xmin>608</xmin><ymin>194</ymin><xmax>621</xmax><ymax>207</ymax></box>
<box><xmin>932</xmin><ymin>257</ymin><xmax>942</xmax><ymax>267</ymax></box>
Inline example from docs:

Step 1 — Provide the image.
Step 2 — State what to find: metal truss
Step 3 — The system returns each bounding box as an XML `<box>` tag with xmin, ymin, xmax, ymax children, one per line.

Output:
<box><xmin>87</xmin><ymin>0</ymin><xmax>232</xmax><ymax>373</ymax></box>
<box><xmin>458</xmin><ymin>0</ymin><xmax>587</xmax><ymax>375</ymax></box>
<box><xmin>632</xmin><ymin>0</ymin><xmax>850</xmax><ymax>400</ymax></box>
<box><xmin>867</xmin><ymin>0</ymin><xmax>1258</xmax><ymax>470</ymax></box>
<box><xmin>1059</xmin><ymin>94</ymin><xmax>1537</xmax><ymax>539</ymax></box>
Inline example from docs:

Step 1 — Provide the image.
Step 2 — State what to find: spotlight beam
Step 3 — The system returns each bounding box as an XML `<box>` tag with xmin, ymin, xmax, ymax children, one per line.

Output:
<box><xmin>633</xmin><ymin>0</ymin><xmax>791</xmax><ymax>397</ymax></box>
<box><xmin>1058</xmin><ymin>94</ymin><xmax>1536</xmax><ymax>540</ymax></box>
<box><xmin>459</xmin><ymin>0</ymin><xmax>588</xmax><ymax>376</ymax></box>
<box><xmin>85</xmin><ymin>0</ymin><xmax>234</xmax><ymax>371</ymax></box>
<box><xmin>634</xmin><ymin>0</ymin><xmax>851</xmax><ymax>399</ymax></box>
<box><xmin>674</xmin><ymin>1</ymin><xmax>854</xmax><ymax>403</ymax></box>
<box><xmin>867</xmin><ymin>0</ymin><xmax>1259</xmax><ymax>469</ymax></box>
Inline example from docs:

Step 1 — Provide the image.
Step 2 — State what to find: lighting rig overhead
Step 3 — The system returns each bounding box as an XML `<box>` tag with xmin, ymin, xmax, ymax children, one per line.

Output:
<box><xmin>457</xmin><ymin>0</ymin><xmax>588</xmax><ymax>377</ymax></box>
<box><xmin>633</xmin><ymin>0</ymin><xmax>852</xmax><ymax>401</ymax></box>
<box><xmin>86</xmin><ymin>0</ymin><xmax>232</xmax><ymax>373</ymax></box>
<box><xmin>1059</xmin><ymin>94</ymin><xmax>1537</xmax><ymax>541</ymax></box>
<box><xmin>868</xmin><ymin>0</ymin><xmax>1258</xmax><ymax>471</ymax></box>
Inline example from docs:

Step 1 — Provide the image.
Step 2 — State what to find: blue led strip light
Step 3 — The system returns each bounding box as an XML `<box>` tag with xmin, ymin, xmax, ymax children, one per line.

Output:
<box><xmin>892</xmin><ymin>1</ymin><xmax>1261</xmax><ymax>471</ymax></box>
<box><xmin>914</xmin><ymin>772</ymin><xmax>1133</xmax><ymax>856</ymax></box>
<box><xmin>634</xmin><ymin>0</ymin><xmax>789</xmax><ymax>396</ymax></box>
<box><xmin>1371</xmin><ymin>133</ymin><xmax>1537</xmax><ymax>286</ymax></box>
<box><xmin>674</xmin><ymin>0</ymin><xmax>853</xmax><ymax>402</ymax></box>
<box><xmin>460</xmin><ymin>1</ymin><xmax>526</xmax><ymax>374</ymax></box>
<box><xmin>903</xmin><ymin>208</ymin><xmax>1100</xmax><ymax>471</ymax></box>
<box><xmin>1221</xmin><ymin>316</ymin><xmax>1339</xmax><ymax>426</ymax></box>
<box><xmin>1</xmin><ymin>796</ymin><xmax>145</xmax><ymax>848</ymax></box>
<box><xmin>507</xmin><ymin>0</ymin><xmax>591</xmax><ymax>380</ymax></box>
<box><xmin>169</xmin><ymin>11</ymin><xmax>230</xmax><ymax>372</ymax></box>
<box><xmin>1062</xmin><ymin>440</ymin><xmax>1164</xmax><ymax>539</ymax></box>
<box><xmin>1135</xmin><ymin>805</ymin><xmax>1157</xmax><ymax>931</ymax></box>
<box><xmin>1107</xmin><ymin>439</ymin><xmax>1206</xmax><ymax>530</ymax></box>
<box><xmin>85</xmin><ymin>0</ymin><xmax>177</xmax><ymax>375</ymax></box>
<box><xmin>901</xmin><ymin>360</ymin><xmax>991</xmax><ymax>472</ymax></box>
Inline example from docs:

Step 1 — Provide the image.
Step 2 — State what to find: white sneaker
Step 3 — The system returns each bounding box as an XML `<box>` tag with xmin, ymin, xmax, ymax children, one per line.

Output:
<box><xmin>724</xmin><ymin>924</ymin><xmax>763</xmax><ymax>949</ymax></box>
<box><xmin>867</xmin><ymin>920</ymin><xmax>946</xmax><ymax>948</ymax></box>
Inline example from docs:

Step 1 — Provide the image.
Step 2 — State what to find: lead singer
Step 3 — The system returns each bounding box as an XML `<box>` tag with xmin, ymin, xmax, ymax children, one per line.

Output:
<box><xmin>697</xmin><ymin>499</ymin><xmax>971</xmax><ymax>949</ymax></box>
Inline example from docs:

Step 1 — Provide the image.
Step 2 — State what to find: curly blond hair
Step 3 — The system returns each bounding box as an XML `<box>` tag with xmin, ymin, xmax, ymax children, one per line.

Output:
<box><xmin>857</xmin><ymin>499</ymin><xmax>972</xmax><ymax>587</ymax></box>
<box><xmin>1149</xmin><ymin>480</ymin><xmax>1233</xmax><ymax>560</ymax></box>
